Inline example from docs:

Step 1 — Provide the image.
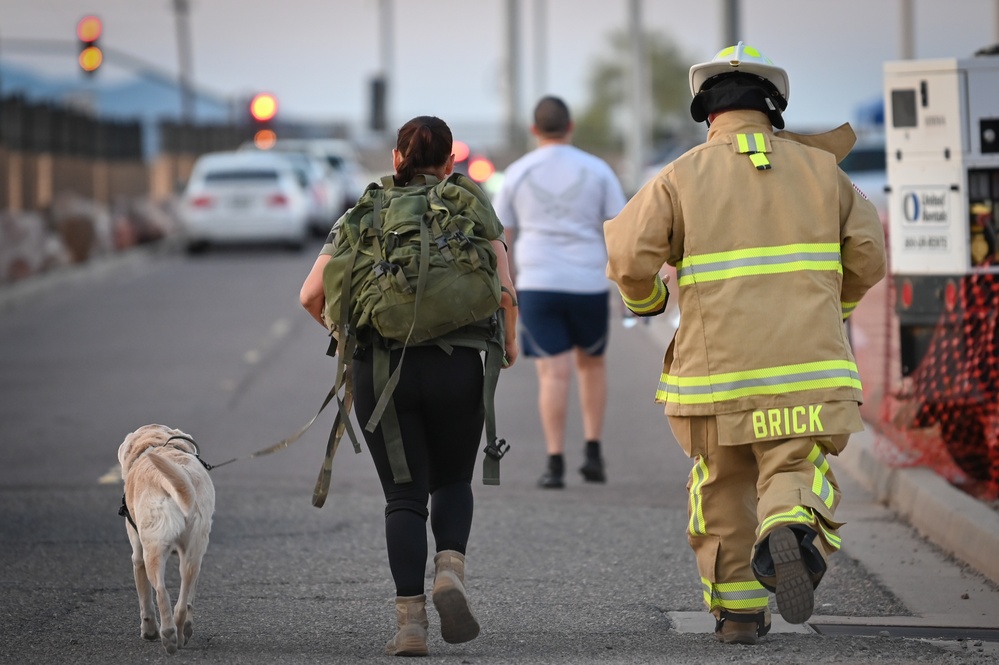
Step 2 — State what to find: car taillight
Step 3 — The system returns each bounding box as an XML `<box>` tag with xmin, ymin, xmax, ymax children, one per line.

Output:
<box><xmin>312</xmin><ymin>184</ymin><xmax>327</xmax><ymax>204</ymax></box>
<box><xmin>189</xmin><ymin>195</ymin><xmax>213</xmax><ymax>208</ymax></box>
<box><xmin>267</xmin><ymin>193</ymin><xmax>289</xmax><ymax>206</ymax></box>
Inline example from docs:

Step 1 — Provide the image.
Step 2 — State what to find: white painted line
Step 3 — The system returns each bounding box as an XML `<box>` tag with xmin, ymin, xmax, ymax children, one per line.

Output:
<box><xmin>98</xmin><ymin>464</ymin><xmax>122</xmax><ymax>485</ymax></box>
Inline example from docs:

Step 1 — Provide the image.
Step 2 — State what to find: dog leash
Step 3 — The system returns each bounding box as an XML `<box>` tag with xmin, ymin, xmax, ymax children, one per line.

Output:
<box><xmin>200</xmin><ymin>381</ymin><xmax>339</xmax><ymax>470</ymax></box>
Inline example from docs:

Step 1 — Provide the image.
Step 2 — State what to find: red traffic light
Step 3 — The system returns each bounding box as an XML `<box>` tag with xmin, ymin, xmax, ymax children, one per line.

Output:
<box><xmin>452</xmin><ymin>140</ymin><xmax>470</xmax><ymax>163</ymax></box>
<box><xmin>77</xmin><ymin>15</ymin><xmax>103</xmax><ymax>43</ymax></box>
<box><xmin>77</xmin><ymin>15</ymin><xmax>103</xmax><ymax>75</ymax></box>
<box><xmin>250</xmin><ymin>93</ymin><xmax>278</xmax><ymax>122</ymax></box>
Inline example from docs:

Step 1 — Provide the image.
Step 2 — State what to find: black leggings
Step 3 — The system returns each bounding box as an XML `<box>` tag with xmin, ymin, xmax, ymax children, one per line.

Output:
<box><xmin>352</xmin><ymin>344</ymin><xmax>484</xmax><ymax>597</ymax></box>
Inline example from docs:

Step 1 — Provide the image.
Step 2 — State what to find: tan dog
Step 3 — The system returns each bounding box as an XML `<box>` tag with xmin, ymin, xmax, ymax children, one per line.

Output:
<box><xmin>118</xmin><ymin>424</ymin><xmax>215</xmax><ymax>654</ymax></box>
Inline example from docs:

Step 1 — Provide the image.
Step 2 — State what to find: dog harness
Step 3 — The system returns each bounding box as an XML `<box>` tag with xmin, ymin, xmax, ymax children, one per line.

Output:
<box><xmin>117</xmin><ymin>435</ymin><xmax>213</xmax><ymax>531</ymax></box>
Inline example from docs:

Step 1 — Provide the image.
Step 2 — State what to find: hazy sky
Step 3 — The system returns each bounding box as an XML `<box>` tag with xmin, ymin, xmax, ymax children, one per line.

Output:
<box><xmin>3</xmin><ymin>0</ymin><xmax>998</xmax><ymax>145</ymax></box>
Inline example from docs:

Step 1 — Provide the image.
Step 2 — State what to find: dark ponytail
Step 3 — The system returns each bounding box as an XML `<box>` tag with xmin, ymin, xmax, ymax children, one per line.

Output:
<box><xmin>394</xmin><ymin>116</ymin><xmax>453</xmax><ymax>185</ymax></box>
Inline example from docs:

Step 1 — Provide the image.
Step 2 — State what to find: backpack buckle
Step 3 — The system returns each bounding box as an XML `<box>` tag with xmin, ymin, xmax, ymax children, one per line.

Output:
<box><xmin>484</xmin><ymin>437</ymin><xmax>509</xmax><ymax>460</ymax></box>
<box><xmin>451</xmin><ymin>230</ymin><xmax>470</xmax><ymax>248</ymax></box>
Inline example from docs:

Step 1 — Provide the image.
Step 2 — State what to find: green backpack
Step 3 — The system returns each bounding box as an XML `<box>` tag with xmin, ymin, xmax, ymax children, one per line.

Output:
<box><xmin>313</xmin><ymin>172</ymin><xmax>509</xmax><ymax>507</ymax></box>
<box><xmin>323</xmin><ymin>172</ymin><xmax>502</xmax><ymax>344</ymax></box>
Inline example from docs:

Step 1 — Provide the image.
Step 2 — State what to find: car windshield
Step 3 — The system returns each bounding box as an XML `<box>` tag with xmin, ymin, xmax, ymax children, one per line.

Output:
<box><xmin>204</xmin><ymin>170</ymin><xmax>279</xmax><ymax>183</ymax></box>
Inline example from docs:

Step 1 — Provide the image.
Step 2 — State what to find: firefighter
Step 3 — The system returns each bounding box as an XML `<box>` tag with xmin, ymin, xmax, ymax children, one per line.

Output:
<box><xmin>604</xmin><ymin>42</ymin><xmax>887</xmax><ymax>644</ymax></box>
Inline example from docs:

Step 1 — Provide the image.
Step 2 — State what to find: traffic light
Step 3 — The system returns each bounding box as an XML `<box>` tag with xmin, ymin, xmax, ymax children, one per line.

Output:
<box><xmin>451</xmin><ymin>140</ymin><xmax>495</xmax><ymax>184</ymax></box>
<box><xmin>467</xmin><ymin>156</ymin><xmax>495</xmax><ymax>183</ymax></box>
<box><xmin>76</xmin><ymin>15</ymin><xmax>103</xmax><ymax>75</ymax></box>
<box><xmin>249</xmin><ymin>93</ymin><xmax>278</xmax><ymax>148</ymax></box>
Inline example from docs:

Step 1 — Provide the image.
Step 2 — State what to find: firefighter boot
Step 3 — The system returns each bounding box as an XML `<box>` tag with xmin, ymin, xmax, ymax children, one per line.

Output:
<box><xmin>753</xmin><ymin>523</ymin><xmax>828</xmax><ymax>624</ymax></box>
<box><xmin>770</xmin><ymin>526</ymin><xmax>814</xmax><ymax>623</ymax></box>
<box><xmin>385</xmin><ymin>594</ymin><xmax>429</xmax><ymax>657</ymax></box>
<box><xmin>579</xmin><ymin>440</ymin><xmax>607</xmax><ymax>483</ymax></box>
<box><xmin>714</xmin><ymin>608</ymin><xmax>772</xmax><ymax>645</ymax></box>
<box><xmin>432</xmin><ymin>550</ymin><xmax>480</xmax><ymax>643</ymax></box>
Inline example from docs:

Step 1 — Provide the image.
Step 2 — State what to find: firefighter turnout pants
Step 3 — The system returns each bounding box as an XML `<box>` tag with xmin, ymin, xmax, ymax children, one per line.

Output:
<box><xmin>671</xmin><ymin>415</ymin><xmax>845</xmax><ymax>617</ymax></box>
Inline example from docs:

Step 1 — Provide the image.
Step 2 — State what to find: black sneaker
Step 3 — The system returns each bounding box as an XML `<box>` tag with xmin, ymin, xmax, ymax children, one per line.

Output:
<box><xmin>579</xmin><ymin>456</ymin><xmax>606</xmax><ymax>482</ymax></box>
<box><xmin>538</xmin><ymin>454</ymin><xmax>565</xmax><ymax>489</ymax></box>
<box><xmin>537</xmin><ymin>470</ymin><xmax>565</xmax><ymax>488</ymax></box>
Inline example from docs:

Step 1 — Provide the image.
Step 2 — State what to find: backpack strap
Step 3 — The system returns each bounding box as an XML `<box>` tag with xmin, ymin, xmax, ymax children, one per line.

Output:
<box><xmin>312</xmin><ymin>186</ymin><xmax>384</xmax><ymax>507</ymax></box>
<box><xmin>360</xmin><ymin>185</ymin><xmax>434</xmax><ymax>484</ymax></box>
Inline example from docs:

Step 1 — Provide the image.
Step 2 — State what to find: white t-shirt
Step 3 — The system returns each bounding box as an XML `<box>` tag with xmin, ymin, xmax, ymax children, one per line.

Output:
<box><xmin>493</xmin><ymin>144</ymin><xmax>628</xmax><ymax>293</ymax></box>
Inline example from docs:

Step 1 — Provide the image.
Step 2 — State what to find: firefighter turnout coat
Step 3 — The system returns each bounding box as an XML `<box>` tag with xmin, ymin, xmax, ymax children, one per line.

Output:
<box><xmin>605</xmin><ymin>110</ymin><xmax>887</xmax><ymax>615</ymax></box>
<box><xmin>605</xmin><ymin>110</ymin><xmax>887</xmax><ymax>449</ymax></box>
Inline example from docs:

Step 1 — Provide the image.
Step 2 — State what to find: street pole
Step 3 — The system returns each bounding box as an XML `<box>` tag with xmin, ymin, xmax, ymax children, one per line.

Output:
<box><xmin>505</xmin><ymin>0</ymin><xmax>523</xmax><ymax>154</ymax></box>
<box><xmin>533</xmin><ymin>0</ymin><xmax>547</xmax><ymax>100</ymax></box>
<box><xmin>626</xmin><ymin>0</ymin><xmax>649</xmax><ymax>194</ymax></box>
<box><xmin>722</xmin><ymin>0</ymin><xmax>740</xmax><ymax>44</ymax></box>
<box><xmin>379</xmin><ymin>0</ymin><xmax>394</xmax><ymax>142</ymax></box>
<box><xmin>900</xmin><ymin>0</ymin><xmax>915</xmax><ymax>59</ymax></box>
<box><xmin>173</xmin><ymin>0</ymin><xmax>195</xmax><ymax>123</ymax></box>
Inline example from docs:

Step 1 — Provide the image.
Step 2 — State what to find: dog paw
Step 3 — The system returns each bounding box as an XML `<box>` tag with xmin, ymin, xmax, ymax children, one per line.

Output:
<box><xmin>161</xmin><ymin>626</ymin><xmax>178</xmax><ymax>654</ymax></box>
<box><xmin>141</xmin><ymin>618</ymin><xmax>158</xmax><ymax>641</ymax></box>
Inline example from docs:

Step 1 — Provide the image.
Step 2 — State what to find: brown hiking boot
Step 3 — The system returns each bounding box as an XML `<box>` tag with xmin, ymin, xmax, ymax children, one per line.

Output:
<box><xmin>432</xmin><ymin>551</ymin><xmax>480</xmax><ymax>644</ymax></box>
<box><xmin>385</xmin><ymin>594</ymin><xmax>429</xmax><ymax>657</ymax></box>
<box><xmin>769</xmin><ymin>526</ymin><xmax>815</xmax><ymax>623</ymax></box>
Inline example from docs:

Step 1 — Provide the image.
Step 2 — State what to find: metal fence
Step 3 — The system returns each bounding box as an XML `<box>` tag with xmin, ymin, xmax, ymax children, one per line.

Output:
<box><xmin>0</xmin><ymin>94</ymin><xmax>254</xmax><ymax>211</ymax></box>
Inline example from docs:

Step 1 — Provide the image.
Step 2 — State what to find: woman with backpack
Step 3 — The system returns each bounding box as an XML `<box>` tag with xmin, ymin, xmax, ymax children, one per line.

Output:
<box><xmin>300</xmin><ymin>115</ymin><xmax>518</xmax><ymax>657</ymax></box>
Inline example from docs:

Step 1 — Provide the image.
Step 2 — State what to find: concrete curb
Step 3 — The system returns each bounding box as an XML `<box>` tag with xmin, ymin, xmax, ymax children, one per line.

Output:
<box><xmin>0</xmin><ymin>238</ymin><xmax>180</xmax><ymax>313</ymax></box>
<box><xmin>837</xmin><ymin>426</ymin><xmax>999</xmax><ymax>586</ymax></box>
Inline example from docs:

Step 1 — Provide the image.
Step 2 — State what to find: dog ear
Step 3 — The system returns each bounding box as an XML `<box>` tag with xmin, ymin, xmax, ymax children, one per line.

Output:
<box><xmin>119</xmin><ymin>425</ymin><xmax>159</xmax><ymax>472</ymax></box>
<box><xmin>118</xmin><ymin>431</ymin><xmax>136</xmax><ymax>472</ymax></box>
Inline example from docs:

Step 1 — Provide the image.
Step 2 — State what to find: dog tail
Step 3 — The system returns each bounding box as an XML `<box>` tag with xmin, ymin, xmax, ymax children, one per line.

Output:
<box><xmin>147</xmin><ymin>452</ymin><xmax>197</xmax><ymax>517</ymax></box>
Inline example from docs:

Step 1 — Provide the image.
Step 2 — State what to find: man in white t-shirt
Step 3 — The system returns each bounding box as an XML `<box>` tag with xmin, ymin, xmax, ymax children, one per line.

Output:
<box><xmin>493</xmin><ymin>96</ymin><xmax>628</xmax><ymax>488</ymax></box>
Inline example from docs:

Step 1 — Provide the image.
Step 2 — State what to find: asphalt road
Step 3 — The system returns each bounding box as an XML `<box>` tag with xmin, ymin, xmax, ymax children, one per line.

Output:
<box><xmin>1</xmin><ymin>241</ymin><xmax>997</xmax><ymax>664</ymax></box>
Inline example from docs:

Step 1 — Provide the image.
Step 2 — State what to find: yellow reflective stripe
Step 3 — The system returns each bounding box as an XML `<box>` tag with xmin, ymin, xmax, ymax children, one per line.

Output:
<box><xmin>735</xmin><ymin>133</ymin><xmax>767</xmax><ymax>154</ymax></box>
<box><xmin>688</xmin><ymin>457</ymin><xmax>709</xmax><ymax>536</ymax></box>
<box><xmin>760</xmin><ymin>506</ymin><xmax>814</xmax><ymax>534</ymax></box>
<box><xmin>656</xmin><ymin>359</ymin><xmax>862</xmax><ymax>405</ymax></box>
<box><xmin>621</xmin><ymin>276</ymin><xmax>667</xmax><ymax>314</ymax></box>
<box><xmin>750</xmin><ymin>153</ymin><xmax>771</xmax><ymax>170</ymax></box>
<box><xmin>761</xmin><ymin>507</ymin><xmax>843</xmax><ymax>551</ymax></box>
<box><xmin>677</xmin><ymin>260</ymin><xmax>841</xmax><ymax>285</ymax></box>
<box><xmin>701</xmin><ymin>577</ymin><xmax>770</xmax><ymax>611</ymax></box>
<box><xmin>818</xmin><ymin>520</ymin><xmax>842</xmax><ymax>550</ymax></box>
<box><xmin>841</xmin><ymin>300</ymin><xmax>858</xmax><ymax>319</ymax></box>
<box><xmin>808</xmin><ymin>444</ymin><xmax>835</xmax><ymax>508</ymax></box>
<box><xmin>737</xmin><ymin>133</ymin><xmax>750</xmax><ymax>153</ymax></box>
<box><xmin>676</xmin><ymin>243</ymin><xmax>841</xmax><ymax>286</ymax></box>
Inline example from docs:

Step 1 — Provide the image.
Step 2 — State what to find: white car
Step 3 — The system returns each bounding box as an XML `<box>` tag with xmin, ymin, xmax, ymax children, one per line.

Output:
<box><xmin>180</xmin><ymin>151</ymin><xmax>310</xmax><ymax>252</ymax></box>
<box><xmin>266</xmin><ymin>138</ymin><xmax>369</xmax><ymax>209</ymax></box>
<box><xmin>272</xmin><ymin>151</ymin><xmax>344</xmax><ymax>235</ymax></box>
